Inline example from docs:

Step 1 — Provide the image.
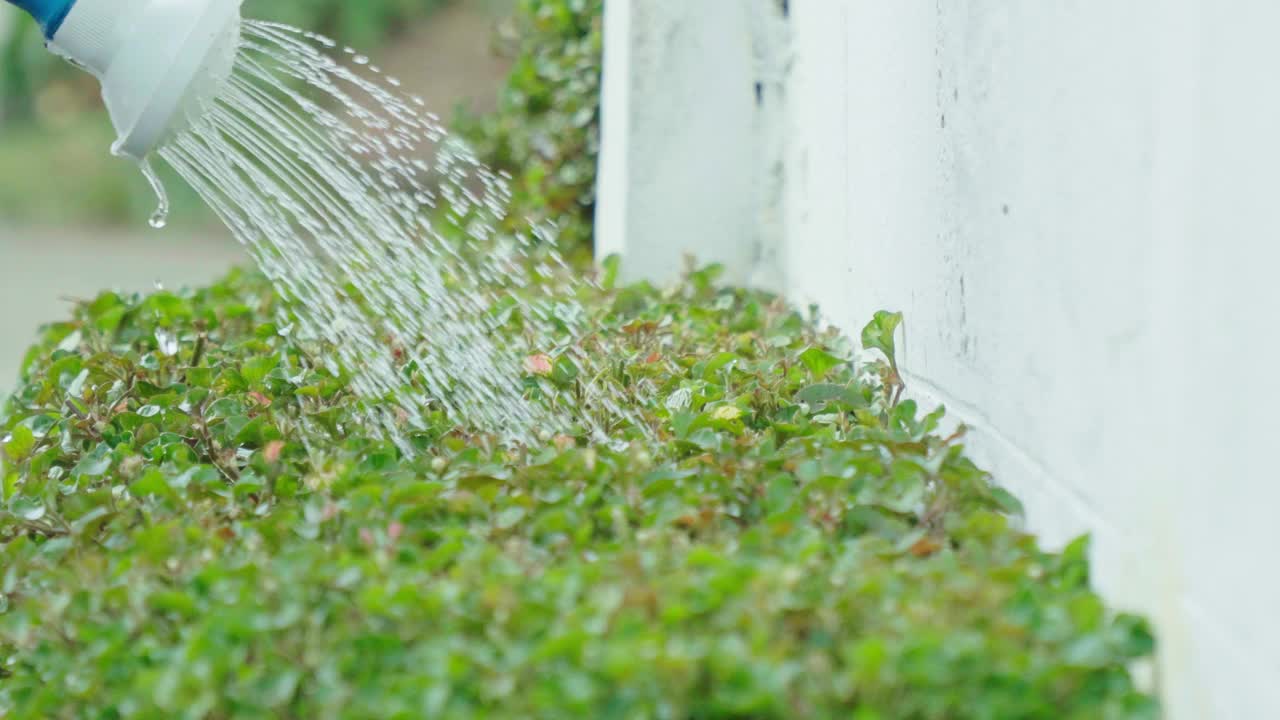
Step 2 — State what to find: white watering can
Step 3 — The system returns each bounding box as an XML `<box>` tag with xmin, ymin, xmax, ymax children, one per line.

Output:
<box><xmin>6</xmin><ymin>0</ymin><xmax>242</xmax><ymax>159</ymax></box>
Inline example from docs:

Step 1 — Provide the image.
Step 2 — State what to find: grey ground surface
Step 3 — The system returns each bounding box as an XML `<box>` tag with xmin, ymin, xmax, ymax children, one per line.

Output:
<box><xmin>0</xmin><ymin>224</ymin><xmax>245</xmax><ymax>392</ymax></box>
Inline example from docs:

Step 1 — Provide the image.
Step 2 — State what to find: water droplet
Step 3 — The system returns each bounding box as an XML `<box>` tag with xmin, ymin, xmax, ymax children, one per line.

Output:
<box><xmin>155</xmin><ymin>328</ymin><xmax>179</xmax><ymax>357</ymax></box>
<box><xmin>145</xmin><ymin>19</ymin><xmax>650</xmax><ymax>449</ymax></box>
<box><xmin>139</xmin><ymin>158</ymin><xmax>170</xmax><ymax>229</ymax></box>
<box><xmin>666</xmin><ymin>388</ymin><xmax>693</xmax><ymax>412</ymax></box>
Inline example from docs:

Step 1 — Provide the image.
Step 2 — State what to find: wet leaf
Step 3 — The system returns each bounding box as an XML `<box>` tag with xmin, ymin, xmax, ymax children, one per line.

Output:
<box><xmin>8</xmin><ymin>495</ymin><xmax>45</xmax><ymax>521</ymax></box>
<box><xmin>241</xmin><ymin>355</ymin><xmax>280</xmax><ymax>387</ymax></box>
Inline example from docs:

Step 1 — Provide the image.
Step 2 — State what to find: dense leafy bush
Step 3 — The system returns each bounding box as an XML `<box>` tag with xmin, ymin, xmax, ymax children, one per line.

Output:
<box><xmin>460</xmin><ymin>0</ymin><xmax>604</xmax><ymax>257</ymax></box>
<box><xmin>0</xmin><ymin>262</ymin><xmax>1157</xmax><ymax>717</ymax></box>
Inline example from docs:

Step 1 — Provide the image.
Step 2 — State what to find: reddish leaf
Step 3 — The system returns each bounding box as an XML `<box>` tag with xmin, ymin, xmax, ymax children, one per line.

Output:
<box><xmin>524</xmin><ymin>354</ymin><xmax>554</xmax><ymax>376</ymax></box>
<box><xmin>910</xmin><ymin>537</ymin><xmax>943</xmax><ymax>558</ymax></box>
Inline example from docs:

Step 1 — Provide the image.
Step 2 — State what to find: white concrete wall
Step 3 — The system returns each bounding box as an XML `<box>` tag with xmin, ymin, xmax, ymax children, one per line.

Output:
<box><xmin>598</xmin><ymin>2</ymin><xmax>1280</xmax><ymax>717</ymax></box>
<box><xmin>596</xmin><ymin>0</ymin><xmax>784</xmax><ymax>287</ymax></box>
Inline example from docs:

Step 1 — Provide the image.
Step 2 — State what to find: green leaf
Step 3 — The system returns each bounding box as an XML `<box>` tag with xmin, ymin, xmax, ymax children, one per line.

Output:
<box><xmin>861</xmin><ymin>311</ymin><xmax>904</xmax><ymax>367</ymax></box>
<box><xmin>702</xmin><ymin>352</ymin><xmax>741</xmax><ymax>378</ymax></box>
<box><xmin>2</xmin><ymin>425</ymin><xmax>36</xmax><ymax>460</ymax></box>
<box><xmin>144</xmin><ymin>292</ymin><xmax>194</xmax><ymax>324</ymax></box>
<box><xmin>551</xmin><ymin>355</ymin><xmax>580</xmax><ymax>386</ymax></box>
<box><xmin>72</xmin><ymin>445</ymin><xmax>113</xmax><ymax>478</ymax></box>
<box><xmin>795</xmin><ymin>383</ymin><xmax>866</xmax><ymax>411</ymax></box>
<box><xmin>765</xmin><ymin>475</ymin><xmax>796</xmax><ymax>513</ymax></box>
<box><xmin>94</xmin><ymin>305</ymin><xmax>128</xmax><ymax>334</ymax></box>
<box><xmin>241</xmin><ymin>355</ymin><xmax>281</xmax><ymax>387</ymax></box>
<box><xmin>7</xmin><ymin>495</ymin><xmax>45</xmax><ymax>521</ymax></box>
<box><xmin>496</xmin><ymin>506</ymin><xmax>527</xmax><ymax>529</ymax></box>
<box><xmin>148</xmin><ymin>590</ymin><xmax>198</xmax><ymax>619</ymax></box>
<box><xmin>130</xmin><ymin>469</ymin><xmax>176</xmax><ymax>500</ymax></box>
<box><xmin>988</xmin><ymin>486</ymin><xmax>1024</xmax><ymax>516</ymax></box>
<box><xmin>798</xmin><ymin>347</ymin><xmax>846</xmax><ymax>380</ymax></box>
<box><xmin>1110</xmin><ymin>614</ymin><xmax>1157</xmax><ymax>658</ymax></box>
<box><xmin>137</xmin><ymin>405</ymin><xmax>164</xmax><ymax>419</ymax></box>
<box><xmin>70</xmin><ymin>506</ymin><xmax>112</xmax><ymax>536</ymax></box>
<box><xmin>600</xmin><ymin>254</ymin><xmax>622</xmax><ymax>290</ymax></box>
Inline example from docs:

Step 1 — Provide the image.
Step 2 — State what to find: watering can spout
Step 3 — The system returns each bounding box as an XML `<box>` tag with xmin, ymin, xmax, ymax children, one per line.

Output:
<box><xmin>6</xmin><ymin>0</ymin><xmax>242</xmax><ymax>159</ymax></box>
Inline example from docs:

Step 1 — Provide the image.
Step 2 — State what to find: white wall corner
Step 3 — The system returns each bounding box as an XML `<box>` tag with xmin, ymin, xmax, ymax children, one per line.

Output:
<box><xmin>595</xmin><ymin>0</ymin><xmax>790</xmax><ymax>288</ymax></box>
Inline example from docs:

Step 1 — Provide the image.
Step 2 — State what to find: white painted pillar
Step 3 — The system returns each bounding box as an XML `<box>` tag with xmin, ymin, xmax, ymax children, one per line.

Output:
<box><xmin>594</xmin><ymin>0</ymin><xmax>786</xmax><ymax>287</ymax></box>
<box><xmin>595</xmin><ymin>1</ymin><xmax>1280</xmax><ymax>717</ymax></box>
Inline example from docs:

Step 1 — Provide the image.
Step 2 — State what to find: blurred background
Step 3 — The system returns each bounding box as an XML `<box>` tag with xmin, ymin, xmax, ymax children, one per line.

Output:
<box><xmin>0</xmin><ymin>0</ymin><xmax>518</xmax><ymax>388</ymax></box>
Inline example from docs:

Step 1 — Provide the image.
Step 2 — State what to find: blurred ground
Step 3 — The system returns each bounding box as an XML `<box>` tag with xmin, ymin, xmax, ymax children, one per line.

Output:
<box><xmin>0</xmin><ymin>1</ymin><xmax>512</xmax><ymax>392</ymax></box>
<box><xmin>0</xmin><ymin>224</ymin><xmax>245</xmax><ymax>387</ymax></box>
<box><xmin>380</xmin><ymin>0</ymin><xmax>512</xmax><ymax>120</ymax></box>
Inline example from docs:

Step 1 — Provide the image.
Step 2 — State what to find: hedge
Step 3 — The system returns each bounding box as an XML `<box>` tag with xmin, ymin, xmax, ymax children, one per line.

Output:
<box><xmin>0</xmin><ymin>262</ymin><xmax>1157</xmax><ymax>718</ymax></box>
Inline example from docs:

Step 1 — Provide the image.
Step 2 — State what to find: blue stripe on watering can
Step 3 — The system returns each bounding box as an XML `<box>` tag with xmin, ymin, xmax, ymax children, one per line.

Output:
<box><xmin>6</xmin><ymin>0</ymin><xmax>77</xmax><ymax>38</ymax></box>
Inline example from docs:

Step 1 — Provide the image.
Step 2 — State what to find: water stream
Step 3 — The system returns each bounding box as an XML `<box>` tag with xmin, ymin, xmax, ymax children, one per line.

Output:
<box><xmin>141</xmin><ymin>20</ymin><xmax>644</xmax><ymax>450</ymax></box>
<box><xmin>138</xmin><ymin>158</ymin><xmax>170</xmax><ymax>229</ymax></box>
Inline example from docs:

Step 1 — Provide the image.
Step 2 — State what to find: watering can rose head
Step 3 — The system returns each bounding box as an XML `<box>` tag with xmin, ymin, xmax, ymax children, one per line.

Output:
<box><xmin>7</xmin><ymin>0</ymin><xmax>243</xmax><ymax>160</ymax></box>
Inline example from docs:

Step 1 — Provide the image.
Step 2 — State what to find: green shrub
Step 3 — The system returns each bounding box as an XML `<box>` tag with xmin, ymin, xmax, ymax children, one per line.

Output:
<box><xmin>0</xmin><ymin>264</ymin><xmax>1157</xmax><ymax>718</ymax></box>
<box><xmin>460</xmin><ymin>0</ymin><xmax>604</xmax><ymax>258</ymax></box>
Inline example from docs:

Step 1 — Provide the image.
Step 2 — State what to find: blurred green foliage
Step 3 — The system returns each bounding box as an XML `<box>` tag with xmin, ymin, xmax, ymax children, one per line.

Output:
<box><xmin>460</xmin><ymin>0</ymin><xmax>603</xmax><ymax>257</ymax></box>
<box><xmin>0</xmin><ymin>256</ymin><xmax>1158</xmax><ymax>716</ymax></box>
<box><xmin>0</xmin><ymin>0</ymin><xmax>604</xmax><ymax>236</ymax></box>
<box><xmin>0</xmin><ymin>0</ymin><xmax>449</xmax><ymax>124</ymax></box>
<box><xmin>0</xmin><ymin>0</ymin><xmax>453</xmax><ymax>226</ymax></box>
<box><xmin>0</xmin><ymin>112</ymin><xmax>206</xmax><ymax>225</ymax></box>
<box><xmin>246</xmin><ymin>0</ymin><xmax>450</xmax><ymax>50</ymax></box>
